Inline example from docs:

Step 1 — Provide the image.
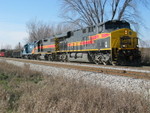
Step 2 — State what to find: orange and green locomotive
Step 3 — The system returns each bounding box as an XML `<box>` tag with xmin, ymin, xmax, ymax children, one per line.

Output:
<box><xmin>26</xmin><ymin>20</ymin><xmax>141</xmax><ymax>65</ymax></box>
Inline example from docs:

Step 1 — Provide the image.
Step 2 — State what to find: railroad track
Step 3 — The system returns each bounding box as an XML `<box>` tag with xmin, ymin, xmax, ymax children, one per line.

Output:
<box><xmin>1</xmin><ymin>57</ymin><xmax>150</xmax><ymax>80</ymax></box>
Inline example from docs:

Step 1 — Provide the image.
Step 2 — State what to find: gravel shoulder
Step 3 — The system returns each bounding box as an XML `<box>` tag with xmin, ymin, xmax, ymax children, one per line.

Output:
<box><xmin>0</xmin><ymin>58</ymin><xmax>150</xmax><ymax>99</ymax></box>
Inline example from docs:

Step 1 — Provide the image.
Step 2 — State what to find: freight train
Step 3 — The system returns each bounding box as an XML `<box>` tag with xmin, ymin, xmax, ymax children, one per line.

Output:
<box><xmin>0</xmin><ymin>49</ymin><xmax>21</xmax><ymax>58</ymax></box>
<box><xmin>1</xmin><ymin>20</ymin><xmax>141</xmax><ymax>65</ymax></box>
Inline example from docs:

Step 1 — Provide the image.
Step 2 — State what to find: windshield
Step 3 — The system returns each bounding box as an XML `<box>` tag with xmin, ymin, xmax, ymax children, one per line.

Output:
<box><xmin>105</xmin><ymin>21</ymin><xmax>130</xmax><ymax>30</ymax></box>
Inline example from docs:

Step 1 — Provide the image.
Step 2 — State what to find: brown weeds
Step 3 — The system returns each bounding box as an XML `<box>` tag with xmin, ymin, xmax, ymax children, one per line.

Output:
<box><xmin>140</xmin><ymin>48</ymin><xmax>150</xmax><ymax>66</ymax></box>
<box><xmin>0</xmin><ymin>60</ymin><xmax>149</xmax><ymax>113</ymax></box>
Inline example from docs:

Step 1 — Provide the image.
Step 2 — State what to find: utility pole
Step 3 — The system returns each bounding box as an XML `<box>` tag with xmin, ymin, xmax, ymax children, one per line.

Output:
<box><xmin>19</xmin><ymin>42</ymin><xmax>21</xmax><ymax>50</ymax></box>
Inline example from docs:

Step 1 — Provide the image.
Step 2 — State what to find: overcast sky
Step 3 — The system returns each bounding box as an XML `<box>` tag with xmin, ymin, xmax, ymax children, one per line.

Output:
<box><xmin>0</xmin><ymin>0</ymin><xmax>150</xmax><ymax>48</ymax></box>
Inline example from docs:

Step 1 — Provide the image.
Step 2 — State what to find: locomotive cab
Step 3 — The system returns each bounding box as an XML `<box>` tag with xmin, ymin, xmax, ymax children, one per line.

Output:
<box><xmin>109</xmin><ymin>21</ymin><xmax>141</xmax><ymax>65</ymax></box>
<box><xmin>22</xmin><ymin>42</ymin><xmax>35</xmax><ymax>59</ymax></box>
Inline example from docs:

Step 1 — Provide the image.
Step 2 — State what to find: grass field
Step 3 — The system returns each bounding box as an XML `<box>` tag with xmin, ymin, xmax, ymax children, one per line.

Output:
<box><xmin>0</xmin><ymin>60</ymin><xmax>149</xmax><ymax>113</ymax></box>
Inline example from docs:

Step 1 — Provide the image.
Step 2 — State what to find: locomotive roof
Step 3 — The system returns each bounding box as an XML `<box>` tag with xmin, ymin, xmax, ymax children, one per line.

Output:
<box><xmin>32</xmin><ymin>20</ymin><xmax>130</xmax><ymax>41</ymax></box>
<box><xmin>97</xmin><ymin>20</ymin><xmax>129</xmax><ymax>26</ymax></box>
<box><xmin>54</xmin><ymin>32</ymin><xmax>68</xmax><ymax>38</ymax></box>
<box><xmin>73</xmin><ymin>20</ymin><xmax>129</xmax><ymax>31</ymax></box>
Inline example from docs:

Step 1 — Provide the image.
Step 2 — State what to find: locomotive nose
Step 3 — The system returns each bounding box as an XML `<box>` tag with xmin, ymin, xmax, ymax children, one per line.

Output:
<box><xmin>120</xmin><ymin>36</ymin><xmax>131</xmax><ymax>48</ymax></box>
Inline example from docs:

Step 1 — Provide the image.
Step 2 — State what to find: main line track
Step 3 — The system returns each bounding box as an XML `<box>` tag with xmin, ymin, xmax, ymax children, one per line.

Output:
<box><xmin>1</xmin><ymin>57</ymin><xmax>150</xmax><ymax>80</ymax></box>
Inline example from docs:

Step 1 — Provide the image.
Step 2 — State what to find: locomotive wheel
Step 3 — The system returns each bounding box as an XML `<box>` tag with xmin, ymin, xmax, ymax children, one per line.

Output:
<box><xmin>118</xmin><ymin>59</ymin><xmax>126</xmax><ymax>66</ymax></box>
<box><xmin>36</xmin><ymin>55</ymin><xmax>40</xmax><ymax>60</ymax></box>
<box><xmin>102</xmin><ymin>61</ymin><xmax>108</xmax><ymax>65</ymax></box>
<box><xmin>48</xmin><ymin>55</ymin><xmax>53</xmax><ymax>61</ymax></box>
<box><xmin>111</xmin><ymin>61</ymin><xmax>117</xmax><ymax>66</ymax></box>
<box><xmin>93</xmin><ymin>53</ymin><xmax>101</xmax><ymax>65</ymax></box>
<box><xmin>61</xmin><ymin>54</ymin><xmax>68</xmax><ymax>62</ymax></box>
<box><xmin>101</xmin><ymin>54</ymin><xmax>110</xmax><ymax>65</ymax></box>
<box><xmin>94</xmin><ymin>60</ymin><xmax>100</xmax><ymax>65</ymax></box>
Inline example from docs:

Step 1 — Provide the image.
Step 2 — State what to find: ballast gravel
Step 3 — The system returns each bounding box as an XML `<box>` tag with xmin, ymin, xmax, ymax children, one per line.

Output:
<box><xmin>0</xmin><ymin>59</ymin><xmax>150</xmax><ymax>98</ymax></box>
<box><xmin>39</xmin><ymin>60</ymin><xmax>150</xmax><ymax>73</ymax></box>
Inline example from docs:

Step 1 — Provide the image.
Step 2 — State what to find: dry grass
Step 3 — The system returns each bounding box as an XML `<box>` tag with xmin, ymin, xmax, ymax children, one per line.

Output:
<box><xmin>0</xmin><ymin>60</ymin><xmax>149</xmax><ymax>113</ymax></box>
<box><xmin>140</xmin><ymin>48</ymin><xmax>150</xmax><ymax>66</ymax></box>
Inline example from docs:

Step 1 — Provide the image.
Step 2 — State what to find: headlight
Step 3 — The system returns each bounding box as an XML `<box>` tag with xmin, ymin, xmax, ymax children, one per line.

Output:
<box><xmin>125</xmin><ymin>30</ymin><xmax>128</xmax><ymax>35</ymax></box>
<box><xmin>122</xmin><ymin>45</ymin><xmax>126</xmax><ymax>48</ymax></box>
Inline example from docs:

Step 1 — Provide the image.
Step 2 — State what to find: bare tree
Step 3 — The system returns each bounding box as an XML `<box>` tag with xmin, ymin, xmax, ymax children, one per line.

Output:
<box><xmin>111</xmin><ymin>0</ymin><xmax>120</xmax><ymax>20</ymax></box>
<box><xmin>53</xmin><ymin>23</ymin><xmax>73</xmax><ymax>34</ymax></box>
<box><xmin>26</xmin><ymin>19</ymin><xmax>73</xmax><ymax>43</ymax></box>
<box><xmin>14</xmin><ymin>42</ymin><xmax>22</xmax><ymax>50</ymax></box>
<box><xmin>61</xmin><ymin>0</ymin><xmax>108</xmax><ymax>27</ymax></box>
<box><xmin>26</xmin><ymin>19</ymin><xmax>53</xmax><ymax>43</ymax></box>
<box><xmin>3</xmin><ymin>44</ymin><xmax>12</xmax><ymax>50</ymax></box>
<box><xmin>60</xmin><ymin>0</ymin><xmax>149</xmax><ymax>27</ymax></box>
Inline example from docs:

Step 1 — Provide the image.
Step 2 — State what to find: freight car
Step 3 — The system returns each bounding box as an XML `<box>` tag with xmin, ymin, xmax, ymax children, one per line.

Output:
<box><xmin>0</xmin><ymin>49</ymin><xmax>22</xmax><ymax>58</ymax></box>
<box><xmin>0</xmin><ymin>49</ymin><xmax>12</xmax><ymax>57</ymax></box>
<box><xmin>4</xmin><ymin>50</ymin><xmax>13</xmax><ymax>57</ymax></box>
<box><xmin>0</xmin><ymin>50</ymin><xmax>5</xmax><ymax>57</ymax></box>
<box><xmin>12</xmin><ymin>49</ymin><xmax>22</xmax><ymax>58</ymax></box>
<box><xmin>27</xmin><ymin>20</ymin><xmax>140</xmax><ymax>65</ymax></box>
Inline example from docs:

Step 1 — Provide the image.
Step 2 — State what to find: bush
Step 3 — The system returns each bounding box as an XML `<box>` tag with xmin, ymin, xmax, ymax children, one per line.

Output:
<box><xmin>140</xmin><ymin>48</ymin><xmax>150</xmax><ymax>65</ymax></box>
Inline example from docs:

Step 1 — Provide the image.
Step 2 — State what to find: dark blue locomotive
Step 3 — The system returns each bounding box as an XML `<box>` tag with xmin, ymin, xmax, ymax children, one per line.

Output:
<box><xmin>22</xmin><ymin>42</ymin><xmax>35</xmax><ymax>59</ymax></box>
